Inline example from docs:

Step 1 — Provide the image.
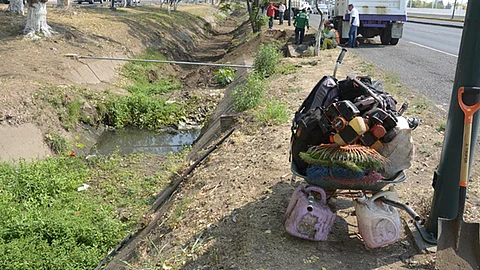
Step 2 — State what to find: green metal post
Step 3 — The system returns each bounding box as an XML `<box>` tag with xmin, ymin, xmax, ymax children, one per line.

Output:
<box><xmin>425</xmin><ymin>1</ymin><xmax>480</xmax><ymax>238</ymax></box>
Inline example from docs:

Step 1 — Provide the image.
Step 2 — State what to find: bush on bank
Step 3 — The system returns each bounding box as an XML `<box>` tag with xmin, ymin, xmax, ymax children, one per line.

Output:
<box><xmin>0</xmin><ymin>152</ymin><xmax>184</xmax><ymax>269</ymax></box>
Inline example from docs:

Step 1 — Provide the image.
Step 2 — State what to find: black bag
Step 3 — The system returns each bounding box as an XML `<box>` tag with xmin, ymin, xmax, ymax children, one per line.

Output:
<box><xmin>291</xmin><ymin>76</ymin><xmax>339</xmax><ymax>175</ymax></box>
<box><xmin>338</xmin><ymin>76</ymin><xmax>398</xmax><ymax>114</ymax></box>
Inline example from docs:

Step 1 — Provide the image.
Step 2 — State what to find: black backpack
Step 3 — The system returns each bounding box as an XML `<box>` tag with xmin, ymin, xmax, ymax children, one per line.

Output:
<box><xmin>291</xmin><ymin>76</ymin><xmax>339</xmax><ymax>175</ymax></box>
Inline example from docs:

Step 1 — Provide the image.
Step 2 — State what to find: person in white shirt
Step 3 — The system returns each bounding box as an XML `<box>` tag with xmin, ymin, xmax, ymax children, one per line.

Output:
<box><xmin>348</xmin><ymin>4</ymin><xmax>360</xmax><ymax>47</ymax></box>
<box><xmin>278</xmin><ymin>3</ymin><xmax>286</xmax><ymax>25</ymax></box>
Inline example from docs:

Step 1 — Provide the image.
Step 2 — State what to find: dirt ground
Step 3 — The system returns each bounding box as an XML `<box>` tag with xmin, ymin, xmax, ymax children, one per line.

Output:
<box><xmin>1</xmin><ymin>3</ymin><xmax>479</xmax><ymax>270</ymax></box>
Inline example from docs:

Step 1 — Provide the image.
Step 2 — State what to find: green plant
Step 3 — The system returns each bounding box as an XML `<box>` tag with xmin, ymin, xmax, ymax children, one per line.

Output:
<box><xmin>45</xmin><ymin>132</ymin><xmax>69</xmax><ymax>154</ymax></box>
<box><xmin>253</xmin><ymin>43</ymin><xmax>282</xmax><ymax>77</ymax></box>
<box><xmin>385</xmin><ymin>71</ymin><xmax>400</xmax><ymax>84</ymax></box>
<box><xmin>214</xmin><ymin>67</ymin><xmax>236</xmax><ymax>86</ymax></box>
<box><xmin>436</xmin><ymin>121</ymin><xmax>446</xmax><ymax>132</ymax></box>
<box><xmin>412</xmin><ymin>100</ymin><xmax>429</xmax><ymax>113</ymax></box>
<box><xmin>232</xmin><ymin>72</ymin><xmax>266</xmax><ymax>111</ymax></box>
<box><xmin>122</xmin><ymin>48</ymin><xmax>182</xmax><ymax>96</ymax></box>
<box><xmin>104</xmin><ymin>94</ymin><xmax>182</xmax><ymax>129</ymax></box>
<box><xmin>277</xmin><ymin>64</ymin><xmax>300</xmax><ymax>75</ymax></box>
<box><xmin>249</xmin><ymin>7</ymin><xmax>268</xmax><ymax>32</ymax></box>
<box><xmin>286</xmin><ymin>87</ymin><xmax>302</xmax><ymax>93</ymax></box>
<box><xmin>254</xmin><ymin>99</ymin><xmax>290</xmax><ymax>125</ymax></box>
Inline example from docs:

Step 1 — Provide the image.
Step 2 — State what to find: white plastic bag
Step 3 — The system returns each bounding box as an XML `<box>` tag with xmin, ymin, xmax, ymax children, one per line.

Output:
<box><xmin>377</xmin><ymin>117</ymin><xmax>414</xmax><ymax>179</ymax></box>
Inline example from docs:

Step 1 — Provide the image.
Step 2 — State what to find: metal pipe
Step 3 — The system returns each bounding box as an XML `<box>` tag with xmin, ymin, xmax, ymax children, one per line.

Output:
<box><xmin>379</xmin><ymin>197</ymin><xmax>421</xmax><ymax>221</ymax></box>
<box><xmin>64</xmin><ymin>54</ymin><xmax>254</xmax><ymax>69</ymax></box>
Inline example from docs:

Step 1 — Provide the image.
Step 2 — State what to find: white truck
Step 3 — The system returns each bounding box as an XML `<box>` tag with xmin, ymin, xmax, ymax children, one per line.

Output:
<box><xmin>331</xmin><ymin>0</ymin><xmax>407</xmax><ymax>45</ymax></box>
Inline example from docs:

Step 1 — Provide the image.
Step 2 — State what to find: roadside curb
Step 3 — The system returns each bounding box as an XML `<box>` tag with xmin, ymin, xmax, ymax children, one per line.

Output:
<box><xmin>407</xmin><ymin>17</ymin><xmax>464</xmax><ymax>29</ymax></box>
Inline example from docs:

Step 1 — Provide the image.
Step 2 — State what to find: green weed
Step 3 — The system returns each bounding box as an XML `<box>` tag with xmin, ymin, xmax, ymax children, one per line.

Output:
<box><xmin>232</xmin><ymin>72</ymin><xmax>266</xmax><ymax>112</ymax></box>
<box><xmin>0</xmin><ymin>158</ymin><xmax>121</xmax><ymax>269</ymax></box>
<box><xmin>214</xmin><ymin>67</ymin><xmax>236</xmax><ymax>86</ymax></box>
<box><xmin>254</xmin><ymin>43</ymin><xmax>282</xmax><ymax>77</ymax></box>
<box><xmin>254</xmin><ymin>99</ymin><xmax>290</xmax><ymax>125</ymax></box>
<box><xmin>385</xmin><ymin>71</ymin><xmax>400</xmax><ymax>84</ymax></box>
<box><xmin>436</xmin><ymin>121</ymin><xmax>446</xmax><ymax>132</ymax></box>
<box><xmin>122</xmin><ymin>47</ymin><xmax>182</xmax><ymax>96</ymax></box>
<box><xmin>277</xmin><ymin>64</ymin><xmax>300</xmax><ymax>75</ymax></box>
<box><xmin>104</xmin><ymin>94</ymin><xmax>182</xmax><ymax>129</ymax></box>
<box><xmin>45</xmin><ymin>132</ymin><xmax>69</xmax><ymax>155</ymax></box>
<box><xmin>411</xmin><ymin>100</ymin><xmax>429</xmax><ymax>113</ymax></box>
<box><xmin>286</xmin><ymin>86</ymin><xmax>302</xmax><ymax>93</ymax></box>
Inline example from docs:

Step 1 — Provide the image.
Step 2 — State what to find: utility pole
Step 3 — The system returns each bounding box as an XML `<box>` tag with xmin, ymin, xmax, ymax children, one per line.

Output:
<box><xmin>451</xmin><ymin>0</ymin><xmax>457</xmax><ymax>19</ymax></box>
<box><xmin>288</xmin><ymin>0</ymin><xmax>292</xmax><ymax>26</ymax></box>
<box><xmin>422</xmin><ymin>0</ymin><xmax>480</xmax><ymax>240</ymax></box>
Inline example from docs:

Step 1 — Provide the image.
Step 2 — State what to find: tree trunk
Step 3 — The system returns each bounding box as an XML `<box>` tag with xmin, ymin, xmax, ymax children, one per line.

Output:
<box><xmin>173</xmin><ymin>0</ymin><xmax>177</xmax><ymax>11</ymax></box>
<box><xmin>56</xmin><ymin>0</ymin><xmax>71</xmax><ymax>9</ymax></box>
<box><xmin>160</xmin><ymin>0</ymin><xmax>163</xmax><ymax>8</ymax></box>
<box><xmin>246</xmin><ymin>0</ymin><xmax>262</xmax><ymax>33</ymax></box>
<box><xmin>7</xmin><ymin>0</ymin><xmax>24</xmax><ymax>15</ymax></box>
<box><xmin>24</xmin><ymin>2</ymin><xmax>52</xmax><ymax>39</ymax></box>
<box><xmin>314</xmin><ymin>7</ymin><xmax>326</xmax><ymax>56</ymax></box>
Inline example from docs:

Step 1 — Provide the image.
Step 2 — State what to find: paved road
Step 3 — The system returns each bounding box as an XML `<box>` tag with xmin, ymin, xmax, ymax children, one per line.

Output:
<box><xmin>309</xmin><ymin>14</ymin><xmax>461</xmax><ymax>111</ymax></box>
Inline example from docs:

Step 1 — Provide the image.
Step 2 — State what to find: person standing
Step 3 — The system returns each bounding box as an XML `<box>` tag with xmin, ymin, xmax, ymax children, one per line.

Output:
<box><xmin>294</xmin><ymin>8</ymin><xmax>309</xmax><ymax>44</ymax></box>
<box><xmin>278</xmin><ymin>3</ymin><xmax>286</xmax><ymax>25</ymax></box>
<box><xmin>266</xmin><ymin>2</ymin><xmax>279</xmax><ymax>29</ymax></box>
<box><xmin>348</xmin><ymin>4</ymin><xmax>359</xmax><ymax>48</ymax></box>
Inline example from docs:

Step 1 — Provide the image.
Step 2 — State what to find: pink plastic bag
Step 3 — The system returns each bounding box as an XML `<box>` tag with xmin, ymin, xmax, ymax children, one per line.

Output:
<box><xmin>284</xmin><ymin>185</ymin><xmax>337</xmax><ymax>241</ymax></box>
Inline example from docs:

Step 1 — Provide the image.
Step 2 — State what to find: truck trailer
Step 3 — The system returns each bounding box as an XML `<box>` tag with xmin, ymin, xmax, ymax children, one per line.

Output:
<box><xmin>331</xmin><ymin>0</ymin><xmax>407</xmax><ymax>45</ymax></box>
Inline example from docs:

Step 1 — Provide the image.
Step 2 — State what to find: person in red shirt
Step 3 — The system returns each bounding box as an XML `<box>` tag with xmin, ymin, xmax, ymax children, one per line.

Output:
<box><xmin>266</xmin><ymin>2</ymin><xmax>279</xmax><ymax>29</ymax></box>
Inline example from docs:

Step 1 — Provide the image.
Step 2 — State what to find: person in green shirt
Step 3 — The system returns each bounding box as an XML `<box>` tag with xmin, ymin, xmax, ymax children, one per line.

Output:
<box><xmin>322</xmin><ymin>23</ymin><xmax>338</xmax><ymax>50</ymax></box>
<box><xmin>294</xmin><ymin>8</ymin><xmax>309</xmax><ymax>44</ymax></box>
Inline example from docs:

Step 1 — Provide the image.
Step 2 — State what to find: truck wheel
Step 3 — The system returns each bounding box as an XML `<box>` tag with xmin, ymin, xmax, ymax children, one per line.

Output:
<box><xmin>390</xmin><ymin>38</ymin><xmax>399</xmax><ymax>45</ymax></box>
<box><xmin>381</xmin><ymin>24</ymin><xmax>392</xmax><ymax>45</ymax></box>
<box><xmin>380</xmin><ymin>31</ymin><xmax>391</xmax><ymax>45</ymax></box>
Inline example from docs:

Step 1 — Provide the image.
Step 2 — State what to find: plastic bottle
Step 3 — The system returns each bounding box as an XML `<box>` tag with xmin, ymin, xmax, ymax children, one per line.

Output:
<box><xmin>330</xmin><ymin>116</ymin><xmax>368</xmax><ymax>145</ymax></box>
<box><xmin>354</xmin><ymin>189</ymin><xmax>402</xmax><ymax>248</ymax></box>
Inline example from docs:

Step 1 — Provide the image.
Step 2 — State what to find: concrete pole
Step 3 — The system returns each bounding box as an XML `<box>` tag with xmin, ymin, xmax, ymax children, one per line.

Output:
<box><xmin>288</xmin><ymin>0</ymin><xmax>292</xmax><ymax>26</ymax></box>
<box><xmin>425</xmin><ymin>0</ymin><xmax>480</xmax><ymax>238</ymax></box>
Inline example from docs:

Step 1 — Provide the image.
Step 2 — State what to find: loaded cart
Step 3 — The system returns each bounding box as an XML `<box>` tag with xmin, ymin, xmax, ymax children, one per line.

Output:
<box><xmin>285</xmin><ymin>49</ymin><xmax>422</xmax><ymax>247</ymax></box>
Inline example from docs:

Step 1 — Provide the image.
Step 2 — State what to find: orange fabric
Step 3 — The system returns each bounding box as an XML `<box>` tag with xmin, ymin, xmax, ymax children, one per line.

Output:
<box><xmin>333</xmin><ymin>29</ymin><xmax>340</xmax><ymax>45</ymax></box>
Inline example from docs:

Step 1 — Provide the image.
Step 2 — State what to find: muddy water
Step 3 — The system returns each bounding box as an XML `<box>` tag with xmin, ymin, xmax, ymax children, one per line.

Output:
<box><xmin>90</xmin><ymin>128</ymin><xmax>201</xmax><ymax>156</ymax></box>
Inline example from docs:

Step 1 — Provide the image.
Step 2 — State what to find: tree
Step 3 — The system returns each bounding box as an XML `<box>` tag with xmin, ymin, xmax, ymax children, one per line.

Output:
<box><xmin>24</xmin><ymin>0</ymin><xmax>53</xmax><ymax>38</ymax></box>
<box><xmin>314</xmin><ymin>0</ymin><xmax>326</xmax><ymax>56</ymax></box>
<box><xmin>56</xmin><ymin>0</ymin><xmax>72</xmax><ymax>9</ymax></box>
<box><xmin>7</xmin><ymin>0</ymin><xmax>24</xmax><ymax>15</ymax></box>
<box><xmin>246</xmin><ymin>0</ymin><xmax>265</xmax><ymax>32</ymax></box>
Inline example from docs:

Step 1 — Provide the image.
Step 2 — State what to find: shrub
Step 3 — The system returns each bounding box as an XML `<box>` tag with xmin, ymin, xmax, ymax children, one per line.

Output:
<box><xmin>214</xmin><ymin>67</ymin><xmax>236</xmax><ymax>86</ymax></box>
<box><xmin>232</xmin><ymin>72</ymin><xmax>266</xmax><ymax>112</ymax></box>
<box><xmin>254</xmin><ymin>99</ymin><xmax>290</xmax><ymax>125</ymax></box>
<box><xmin>253</xmin><ymin>43</ymin><xmax>282</xmax><ymax>77</ymax></box>
<box><xmin>0</xmin><ymin>158</ymin><xmax>123</xmax><ymax>270</ymax></box>
<box><xmin>104</xmin><ymin>93</ymin><xmax>182</xmax><ymax>129</ymax></box>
